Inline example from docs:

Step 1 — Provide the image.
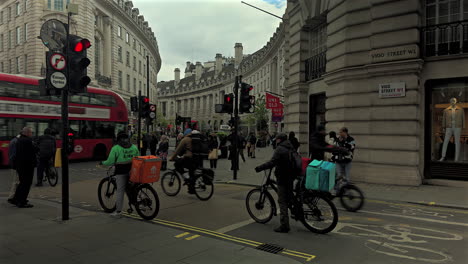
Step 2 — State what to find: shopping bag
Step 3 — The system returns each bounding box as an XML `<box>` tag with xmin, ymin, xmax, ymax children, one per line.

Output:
<box><xmin>130</xmin><ymin>155</ymin><xmax>162</xmax><ymax>183</ymax></box>
<box><xmin>54</xmin><ymin>148</ymin><xmax>62</xmax><ymax>168</ymax></box>
<box><xmin>208</xmin><ymin>149</ymin><xmax>218</xmax><ymax>160</ymax></box>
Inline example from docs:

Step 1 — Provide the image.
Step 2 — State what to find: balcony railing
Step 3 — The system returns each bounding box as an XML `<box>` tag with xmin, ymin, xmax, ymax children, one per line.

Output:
<box><xmin>305</xmin><ymin>51</ymin><xmax>326</xmax><ymax>82</ymax></box>
<box><xmin>422</xmin><ymin>20</ymin><xmax>468</xmax><ymax>57</ymax></box>
<box><xmin>96</xmin><ymin>73</ymin><xmax>112</xmax><ymax>86</ymax></box>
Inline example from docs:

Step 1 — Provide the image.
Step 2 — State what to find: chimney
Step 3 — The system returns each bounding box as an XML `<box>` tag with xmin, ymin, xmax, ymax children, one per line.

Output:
<box><xmin>174</xmin><ymin>68</ymin><xmax>180</xmax><ymax>84</ymax></box>
<box><xmin>185</xmin><ymin>61</ymin><xmax>192</xmax><ymax>77</ymax></box>
<box><xmin>235</xmin><ymin>43</ymin><xmax>243</xmax><ymax>67</ymax></box>
<box><xmin>215</xmin><ymin>53</ymin><xmax>223</xmax><ymax>75</ymax></box>
<box><xmin>195</xmin><ymin>62</ymin><xmax>203</xmax><ymax>81</ymax></box>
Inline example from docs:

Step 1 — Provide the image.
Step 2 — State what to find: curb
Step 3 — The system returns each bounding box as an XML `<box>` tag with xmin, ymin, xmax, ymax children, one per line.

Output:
<box><xmin>406</xmin><ymin>201</ymin><xmax>468</xmax><ymax>211</ymax></box>
<box><xmin>215</xmin><ymin>180</ymin><xmax>259</xmax><ymax>188</ymax></box>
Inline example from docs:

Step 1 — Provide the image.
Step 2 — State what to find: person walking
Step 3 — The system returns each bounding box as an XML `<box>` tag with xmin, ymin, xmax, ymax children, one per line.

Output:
<box><xmin>255</xmin><ymin>133</ymin><xmax>295</xmax><ymax>233</ymax></box>
<box><xmin>12</xmin><ymin>127</ymin><xmax>37</xmax><ymax>208</ymax></box>
<box><xmin>248</xmin><ymin>132</ymin><xmax>257</xmax><ymax>158</ymax></box>
<box><xmin>149</xmin><ymin>133</ymin><xmax>158</xmax><ymax>156</ymax></box>
<box><xmin>100</xmin><ymin>132</ymin><xmax>139</xmax><ymax>218</ymax></box>
<box><xmin>208</xmin><ymin>133</ymin><xmax>219</xmax><ymax>169</ymax></box>
<box><xmin>157</xmin><ymin>135</ymin><xmax>169</xmax><ymax>171</ymax></box>
<box><xmin>7</xmin><ymin>133</ymin><xmax>21</xmax><ymax>205</ymax></box>
<box><xmin>331</xmin><ymin>127</ymin><xmax>355</xmax><ymax>181</ymax></box>
<box><xmin>239</xmin><ymin>132</ymin><xmax>247</xmax><ymax>163</ymax></box>
<box><xmin>35</xmin><ymin>128</ymin><xmax>56</xmax><ymax>187</ymax></box>
<box><xmin>288</xmin><ymin>131</ymin><xmax>300</xmax><ymax>151</ymax></box>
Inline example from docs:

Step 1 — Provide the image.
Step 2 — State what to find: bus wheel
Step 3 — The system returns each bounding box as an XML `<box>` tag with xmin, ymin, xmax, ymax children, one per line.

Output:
<box><xmin>93</xmin><ymin>145</ymin><xmax>107</xmax><ymax>161</ymax></box>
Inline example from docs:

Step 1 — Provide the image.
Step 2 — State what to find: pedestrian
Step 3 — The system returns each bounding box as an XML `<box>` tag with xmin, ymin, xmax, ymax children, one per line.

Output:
<box><xmin>309</xmin><ymin>125</ymin><xmax>345</xmax><ymax>161</ymax></box>
<box><xmin>272</xmin><ymin>132</ymin><xmax>278</xmax><ymax>149</ymax></box>
<box><xmin>227</xmin><ymin>132</ymin><xmax>239</xmax><ymax>171</ymax></box>
<box><xmin>141</xmin><ymin>133</ymin><xmax>151</xmax><ymax>156</ymax></box>
<box><xmin>331</xmin><ymin>127</ymin><xmax>355</xmax><ymax>182</ymax></box>
<box><xmin>35</xmin><ymin>128</ymin><xmax>56</xmax><ymax>187</ymax></box>
<box><xmin>288</xmin><ymin>131</ymin><xmax>300</xmax><ymax>151</ymax></box>
<box><xmin>239</xmin><ymin>132</ymin><xmax>247</xmax><ymax>163</ymax></box>
<box><xmin>176</xmin><ymin>132</ymin><xmax>184</xmax><ymax>148</ymax></box>
<box><xmin>208</xmin><ymin>133</ymin><xmax>219</xmax><ymax>169</ymax></box>
<box><xmin>12</xmin><ymin>127</ymin><xmax>37</xmax><ymax>208</ymax></box>
<box><xmin>325</xmin><ymin>131</ymin><xmax>337</xmax><ymax>161</ymax></box>
<box><xmin>150</xmin><ymin>133</ymin><xmax>158</xmax><ymax>156</ymax></box>
<box><xmin>7</xmin><ymin>133</ymin><xmax>21</xmax><ymax>205</ymax></box>
<box><xmin>248</xmin><ymin>132</ymin><xmax>257</xmax><ymax>158</ymax></box>
<box><xmin>255</xmin><ymin>133</ymin><xmax>295</xmax><ymax>233</ymax></box>
<box><xmin>157</xmin><ymin>135</ymin><xmax>169</xmax><ymax>171</ymax></box>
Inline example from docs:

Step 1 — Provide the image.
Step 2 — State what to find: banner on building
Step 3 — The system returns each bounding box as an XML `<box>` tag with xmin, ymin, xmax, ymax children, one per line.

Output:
<box><xmin>271</xmin><ymin>102</ymin><xmax>284</xmax><ymax>122</ymax></box>
<box><xmin>266</xmin><ymin>93</ymin><xmax>281</xmax><ymax>109</ymax></box>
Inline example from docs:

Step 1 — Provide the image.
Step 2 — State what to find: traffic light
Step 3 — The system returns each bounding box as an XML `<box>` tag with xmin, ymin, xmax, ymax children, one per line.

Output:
<box><xmin>240</xmin><ymin>83</ymin><xmax>254</xmax><ymax>114</ymax></box>
<box><xmin>66</xmin><ymin>35</ymin><xmax>91</xmax><ymax>94</ymax></box>
<box><xmin>176</xmin><ymin>114</ymin><xmax>181</xmax><ymax>124</ymax></box>
<box><xmin>140</xmin><ymin>96</ymin><xmax>150</xmax><ymax>117</ymax></box>
<box><xmin>215</xmin><ymin>93</ymin><xmax>234</xmax><ymax>114</ymax></box>
<box><xmin>147</xmin><ymin>104</ymin><xmax>156</xmax><ymax>126</ymax></box>
<box><xmin>66</xmin><ymin>132</ymin><xmax>75</xmax><ymax>155</ymax></box>
<box><xmin>130</xmin><ymin>96</ymin><xmax>138</xmax><ymax>112</ymax></box>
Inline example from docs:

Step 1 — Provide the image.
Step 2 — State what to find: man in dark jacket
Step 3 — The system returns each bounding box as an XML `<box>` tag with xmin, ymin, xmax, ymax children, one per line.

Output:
<box><xmin>255</xmin><ymin>133</ymin><xmax>294</xmax><ymax>233</ymax></box>
<box><xmin>310</xmin><ymin>125</ymin><xmax>348</xmax><ymax>161</ymax></box>
<box><xmin>289</xmin><ymin>131</ymin><xmax>300</xmax><ymax>151</ymax></box>
<box><xmin>13</xmin><ymin>127</ymin><xmax>37</xmax><ymax>208</ymax></box>
<box><xmin>36</xmin><ymin>128</ymin><xmax>56</xmax><ymax>186</ymax></box>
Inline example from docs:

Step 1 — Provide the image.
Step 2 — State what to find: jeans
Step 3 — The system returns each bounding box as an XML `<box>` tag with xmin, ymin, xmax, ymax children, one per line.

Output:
<box><xmin>115</xmin><ymin>174</ymin><xmax>129</xmax><ymax>212</ymax></box>
<box><xmin>336</xmin><ymin>162</ymin><xmax>352</xmax><ymax>181</ymax></box>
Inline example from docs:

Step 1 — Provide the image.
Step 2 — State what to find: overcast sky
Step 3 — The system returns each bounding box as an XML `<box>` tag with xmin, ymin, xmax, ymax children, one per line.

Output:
<box><xmin>131</xmin><ymin>0</ymin><xmax>287</xmax><ymax>81</ymax></box>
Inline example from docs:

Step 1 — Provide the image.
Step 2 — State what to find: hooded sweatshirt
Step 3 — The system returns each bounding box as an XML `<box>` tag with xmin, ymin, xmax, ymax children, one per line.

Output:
<box><xmin>257</xmin><ymin>140</ymin><xmax>295</xmax><ymax>184</ymax></box>
<box><xmin>102</xmin><ymin>139</ymin><xmax>139</xmax><ymax>174</ymax></box>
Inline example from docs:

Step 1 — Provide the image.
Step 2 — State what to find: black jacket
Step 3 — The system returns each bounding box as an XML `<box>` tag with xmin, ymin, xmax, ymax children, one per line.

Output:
<box><xmin>37</xmin><ymin>135</ymin><xmax>56</xmax><ymax>160</ymax></box>
<box><xmin>150</xmin><ymin>136</ymin><xmax>158</xmax><ymax>150</ymax></box>
<box><xmin>289</xmin><ymin>136</ymin><xmax>300</xmax><ymax>151</ymax></box>
<box><xmin>257</xmin><ymin>140</ymin><xmax>294</xmax><ymax>184</ymax></box>
<box><xmin>248</xmin><ymin>135</ymin><xmax>257</xmax><ymax>144</ymax></box>
<box><xmin>15</xmin><ymin>135</ymin><xmax>38</xmax><ymax>168</ymax></box>
<box><xmin>208</xmin><ymin>138</ymin><xmax>219</xmax><ymax>150</ymax></box>
<box><xmin>309</xmin><ymin>132</ymin><xmax>330</xmax><ymax>161</ymax></box>
<box><xmin>158</xmin><ymin>142</ymin><xmax>169</xmax><ymax>153</ymax></box>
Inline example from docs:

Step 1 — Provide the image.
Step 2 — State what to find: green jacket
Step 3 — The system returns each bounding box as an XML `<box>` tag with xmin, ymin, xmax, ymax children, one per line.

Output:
<box><xmin>102</xmin><ymin>141</ymin><xmax>139</xmax><ymax>174</ymax></box>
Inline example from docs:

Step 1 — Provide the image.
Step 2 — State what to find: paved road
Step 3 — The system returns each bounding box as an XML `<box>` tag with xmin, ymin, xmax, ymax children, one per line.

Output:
<box><xmin>1</xmin><ymin>148</ymin><xmax>467</xmax><ymax>263</ymax></box>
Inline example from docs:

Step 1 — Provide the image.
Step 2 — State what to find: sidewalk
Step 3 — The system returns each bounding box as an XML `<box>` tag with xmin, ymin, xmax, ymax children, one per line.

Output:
<box><xmin>0</xmin><ymin>198</ymin><xmax>301</xmax><ymax>264</ymax></box>
<box><xmin>209</xmin><ymin>146</ymin><xmax>468</xmax><ymax>210</ymax></box>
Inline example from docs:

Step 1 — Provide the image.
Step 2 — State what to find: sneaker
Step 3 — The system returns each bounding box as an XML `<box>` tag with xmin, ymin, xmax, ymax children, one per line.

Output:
<box><xmin>110</xmin><ymin>211</ymin><xmax>122</xmax><ymax>218</ymax></box>
<box><xmin>7</xmin><ymin>198</ymin><xmax>16</xmax><ymax>205</ymax></box>
<box><xmin>274</xmin><ymin>226</ymin><xmax>290</xmax><ymax>233</ymax></box>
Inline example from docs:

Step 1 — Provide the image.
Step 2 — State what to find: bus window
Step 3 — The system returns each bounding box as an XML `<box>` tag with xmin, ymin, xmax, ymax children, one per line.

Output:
<box><xmin>37</xmin><ymin>122</ymin><xmax>50</xmax><ymax>137</ymax></box>
<box><xmin>94</xmin><ymin>94</ymin><xmax>116</xmax><ymax>107</ymax></box>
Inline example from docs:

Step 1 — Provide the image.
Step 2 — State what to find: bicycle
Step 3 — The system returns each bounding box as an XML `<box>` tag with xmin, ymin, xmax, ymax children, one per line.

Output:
<box><xmin>246</xmin><ymin>168</ymin><xmax>338</xmax><ymax>234</ymax></box>
<box><xmin>161</xmin><ymin>161</ymin><xmax>214</xmax><ymax>201</ymax></box>
<box><xmin>97</xmin><ymin>166</ymin><xmax>160</xmax><ymax>220</ymax></box>
<box><xmin>43</xmin><ymin>159</ymin><xmax>58</xmax><ymax>187</ymax></box>
<box><xmin>329</xmin><ymin>176</ymin><xmax>365</xmax><ymax>212</ymax></box>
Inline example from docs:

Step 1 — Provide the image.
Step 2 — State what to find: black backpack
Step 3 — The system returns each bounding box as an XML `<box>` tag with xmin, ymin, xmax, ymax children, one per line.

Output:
<box><xmin>290</xmin><ymin>150</ymin><xmax>303</xmax><ymax>176</ymax></box>
<box><xmin>190</xmin><ymin>134</ymin><xmax>209</xmax><ymax>157</ymax></box>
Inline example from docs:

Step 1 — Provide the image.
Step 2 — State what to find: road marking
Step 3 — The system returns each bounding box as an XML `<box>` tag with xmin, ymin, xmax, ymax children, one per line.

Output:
<box><xmin>175</xmin><ymin>232</ymin><xmax>190</xmax><ymax>238</ymax></box>
<box><xmin>366</xmin><ymin>218</ymin><xmax>382</xmax><ymax>222</ymax></box>
<box><xmin>185</xmin><ymin>235</ymin><xmax>200</xmax><ymax>241</ymax></box>
<box><xmin>215</xmin><ymin>218</ymin><xmax>255</xmax><ymax>233</ymax></box>
<box><xmin>359</xmin><ymin>210</ymin><xmax>468</xmax><ymax>227</ymax></box>
<box><xmin>339</xmin><ymin>216</ymin><xmax>353</xmax><ymax>221</ymax></box>
<box><xmin>367</xmin><ymin>199</ymin><xmax>468</xmax><ymax>215</ymax></box>
<box><xmin>121</xmin><ymin>213</ymin><xmax>317</xmax><ymax>262</ymax></box>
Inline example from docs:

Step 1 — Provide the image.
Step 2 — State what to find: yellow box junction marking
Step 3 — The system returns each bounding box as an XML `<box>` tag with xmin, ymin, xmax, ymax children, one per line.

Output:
<box><xmin>122</xmin><ymin>213</ymin><xmax>317</xmax><ymax>262</ymax></box>
<box><xmin>175</xmin><ymin>232</ymin><xmax>190</xmax><ymax>238</ymax></box>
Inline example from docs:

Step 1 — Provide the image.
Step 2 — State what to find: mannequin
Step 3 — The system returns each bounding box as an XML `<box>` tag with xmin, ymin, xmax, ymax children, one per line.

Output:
<box><xmin>440</xmin><ymin>98</ymin><xmax>465</xmax><ymax>162</ymax></box>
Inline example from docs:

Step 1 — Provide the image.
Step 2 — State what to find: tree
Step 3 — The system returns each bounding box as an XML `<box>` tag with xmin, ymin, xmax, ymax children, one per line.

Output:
<box><xmin>253</xmin><ymin>95</ymin><xmax>269</xmax><ymax>131</ymax></box>
<box><xmin>156</xmin><ymin>112</ymin><xmax>169</xmax><ymax>128</ymax></box>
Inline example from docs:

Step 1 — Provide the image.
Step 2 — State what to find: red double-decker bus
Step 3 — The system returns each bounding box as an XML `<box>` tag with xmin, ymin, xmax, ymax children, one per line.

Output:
<box><xmin>0</xmin><ymin>73</ymin><xmax>128</xmax><ymax>166</ymax></box>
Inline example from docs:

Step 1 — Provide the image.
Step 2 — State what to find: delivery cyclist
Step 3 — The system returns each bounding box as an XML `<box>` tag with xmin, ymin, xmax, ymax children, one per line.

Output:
<box><xmin>99</xmin><ymin>132</ymin><xmax>139</xmax><ymax>218</ymax></box>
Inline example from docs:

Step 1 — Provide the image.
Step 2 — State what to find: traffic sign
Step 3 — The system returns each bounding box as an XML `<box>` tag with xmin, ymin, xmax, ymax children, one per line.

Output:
<box><xmin>40</xmin><ymin>19</ymin><xmax>67</xmax><ymax>51</ymax></box>
<box><xmin>50</xmin><ymin>53</ymin><xmax>66</xmax><ymax>71</ymax></box>
<box><xmin>149</xmin><ymin>112</ymin><xmax>156</xmax><ymax>119</ymax></box>
<box><xmin>150</xmin><ymin>105</ymin><xmax>156</xmax><ymax>111</ymax></box>
<box><xmin>50</xmin><ymin>72</ymin><xmax>67</xmax><ymax>89</ymax></box>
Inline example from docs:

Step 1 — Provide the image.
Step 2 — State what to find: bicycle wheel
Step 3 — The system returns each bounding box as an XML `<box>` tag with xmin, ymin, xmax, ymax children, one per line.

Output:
<box><xmin>135</xmin><ymin>184</ymin><xmax>160</xmax><ymax>220</ymax></box>
<box><xmin>47</xmin><ymin>167</ymin><xmax>59</xmax><ymax>187</ymax></box>
<box><xmin>339</xmin><ymin>184</ymin><xmax>365</xmax><ymax>212</ymax></box>
<box><xmin>245</xmin><ymin>188</ymin><xmax>275</xmax><ymax>224</ymax></box>
<box><xmin>194</xmin><ymin>175</ymin><xmax>214</xmax><ymax>201</ymax></box>
<box><xmin>97</xmin><ymin>178</ymin><xmax>117</xmax><ymax>213</ymax></box>
<box><xmin>300</xmin><ymin>193</ymin><xmax>338</xmax><ymax>234</ymax></box>
<box><xmin>161</xmin><ymin>171</ymin><xmax>181</xmax><ymax>196</ymax></box>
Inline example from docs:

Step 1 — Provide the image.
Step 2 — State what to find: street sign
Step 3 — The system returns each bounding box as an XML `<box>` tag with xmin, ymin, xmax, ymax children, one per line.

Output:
<box><xmin>50</xmin><ymin>72</ymin><xmax>67</xmax><ymax>89</ymax></box>
<box><xmin>150</xmin><ymin>105</ymin><xmax>156</xmax><ymax>111</ymax></box>
<box><xmin>40</xmin><ymin>19</ymin><xmax>67</xmax><ymax>51</ymax></box>
<box><xmin>50</xmin><ymin>53</ymin><xmax>66</xmax><ymax>71</ymax></box>
<box><xmin>149</xmin><ymin>112</ymin><xmax>156</xmax><ymax>119</ymax></box>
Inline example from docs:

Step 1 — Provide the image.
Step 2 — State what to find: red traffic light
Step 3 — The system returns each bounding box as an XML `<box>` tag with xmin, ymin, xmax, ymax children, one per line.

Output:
<box><xmin>68</xmin><ymin>133</ymin><xmax>74</xmax><ymax>137</ymax></box>
<box><xmin>226</xmin><ymin>97</ymin><xmax>231</xmax><ymax>103</ymax></box>
<box><xmin>144</xmin><ymin>97</ymin><xmax>150</xmax><ymax>103</ymax></box>
<box><xmin>74</xmin><ymin>42</ymin><xmax>83</xmax><ymax>52</ymax></box>
<box><xmin>73</xmin><ymin>39</ymin><xmax>91</xmax><ymax>52</ymax></box>
<box><xmin>249</xmin><ymin>86</ymin><xmax>253</xmax><ymax>91</ymax></box>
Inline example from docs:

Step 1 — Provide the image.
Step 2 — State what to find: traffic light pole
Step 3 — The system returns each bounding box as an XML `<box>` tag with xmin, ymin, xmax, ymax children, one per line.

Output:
<box><xmin>137</xmin><ymin>90</ymin><xmax>142</xmax><ymax>153</ymax></box>
<box><xmin>146</xmin><ymin>55</ymin><xmax>150</xmax><ymax>133</ymax></box>
<box><xmin>232</xmin><ymin>76</ymin><xmax>240</xmax><ymax>180</ymax></box>
<box><xmin>61</xmin><ymin>12</ymin><xmax>72</xmax><ymax>221</ymax></box>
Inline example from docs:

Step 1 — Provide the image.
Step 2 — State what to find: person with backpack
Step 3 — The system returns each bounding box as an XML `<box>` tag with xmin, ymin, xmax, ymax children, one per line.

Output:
<box><xmin>288</xmin><ymin>131</ymin><xmax>300</xmax><ymax>151</ymax></box>
<box><xmin>255</xmin><ymin>133</ymin><xmax>295</xmax><ymax>233</ymax></box>
<box><xmin>331</xmin><ymin>127</ymin><xmax>355</xmax><ymax>182</ymax></box>
<box><xmin>100</xmin><ymin>132</ymin><xmax>139</xmax><ymax>218</ymax></box>
<box><xmin>35</xmin><ymin>128</ymin><xmax>56</xmax><ymax>187</ymax></box>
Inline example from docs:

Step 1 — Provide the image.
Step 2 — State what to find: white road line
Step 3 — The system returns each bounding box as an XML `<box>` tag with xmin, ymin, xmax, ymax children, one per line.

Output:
<box><xmin>215</xmin><ymin>218</ymin><xmax>256</xmax><ymax>234</ymax></box>
<box><xmin>359</xmin><ymin>210</ymin><xmax>468</xmax><ymax>227</ymax></box>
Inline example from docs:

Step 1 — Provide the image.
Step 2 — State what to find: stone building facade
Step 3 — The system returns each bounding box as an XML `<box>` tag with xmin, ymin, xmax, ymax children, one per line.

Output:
<box><xmin>284</xmin><ymin>0</ymin><xmax>468</xmax><ymax>185</ymax></box>
<box><xmin>0</xmin><ymin>0</ymin><xmax>161</xmax><ymax>112</ymax></box>
<box><xmin>156</xmin><ymin>26</ymin><xmax>286</xmax><ymax>133</ymax></box>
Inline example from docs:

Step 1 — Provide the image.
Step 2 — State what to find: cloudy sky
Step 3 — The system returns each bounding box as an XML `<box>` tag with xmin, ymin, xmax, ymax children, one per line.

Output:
<box><xmin>131</xmin><ymin>0</ymin><xmax>287</xmax><ymax>81</ymax></box>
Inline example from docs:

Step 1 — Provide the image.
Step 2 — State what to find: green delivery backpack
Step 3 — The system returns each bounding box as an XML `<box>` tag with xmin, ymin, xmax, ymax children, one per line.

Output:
<box><xmin>305</xmin><ymin>160</ymin><xmax>336</xmax><ymax>191</ymax></box>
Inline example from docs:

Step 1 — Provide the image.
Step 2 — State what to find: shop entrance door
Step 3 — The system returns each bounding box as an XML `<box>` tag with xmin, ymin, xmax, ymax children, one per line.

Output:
<box><xmin>308</xmin><ymin>93</ymin><xmax>326</xmax><ymax>156</ymax></box>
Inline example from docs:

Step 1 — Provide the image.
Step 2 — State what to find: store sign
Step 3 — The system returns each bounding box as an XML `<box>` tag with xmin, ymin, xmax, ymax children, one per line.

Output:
<box><xmin>379</xmin><ymin>82</ymin><xmax>406</xmax><ymax>98</ymax></box>
<box><xmin>266</xmin><ymin>93</ymin><xmax>281</xmax><ymax>109</ymax></box>
<box><xmin>370</xmin><ymin>44</ymin><xmax>419</xmax><ymax>63</ymax></box>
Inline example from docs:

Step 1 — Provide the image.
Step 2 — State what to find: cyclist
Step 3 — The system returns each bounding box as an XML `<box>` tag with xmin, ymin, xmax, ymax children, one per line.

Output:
<box><xmin>255</xmin><ymin>133</ymin><xmax>294</xmax><ymax>233</ymax></box>
<box><xmin>169</xmin><ymin>128</ymin><xmax>196</xmax><ymax>194</ymax></box>
<box><xmin>100</xmin><ymin>132</ymin><xmax>139</xmax><ymax>218</ymax></box>
<box><xmin>35</xmin><ymin>128</ymin><xmax>56</xmax><ymax>187</ymax></box>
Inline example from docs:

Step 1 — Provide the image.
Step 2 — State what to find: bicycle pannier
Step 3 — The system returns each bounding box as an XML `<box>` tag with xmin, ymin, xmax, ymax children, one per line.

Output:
<box><xmin>130</xmin><ymin>155</ymin><xmax>162</xmax><ymax>183</ymax></box>
<box><xmin>305</xmin><ymin>160</ymin><xmax>336</xmax><ymax>191</ymax></box>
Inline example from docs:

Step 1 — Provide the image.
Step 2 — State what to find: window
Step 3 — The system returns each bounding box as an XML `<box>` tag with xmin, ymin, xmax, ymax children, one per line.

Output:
<box><xmin>133</xmin><ymin>78</ymin><xmax>137</xmax><ymax>93</ymax></box>
<box><xmin>139</xmin><ymin>81</ymin><xmax>142</xmax><ymax>91</ymax></box>
<box><xmin>7</xmin><ymin>7</ymin><xmax>11</xmax><ymax>21</ymax></box>
<box><xmin>118</xmin><ymin>71</ymin><xmax>123</xmax><ymax>89</ymax></box>
<box><xmin>143</xmin><ymin>64</ymin><xmax>146</xmax><ymax>76</ymax></box>
<box><xmin>94</xmin><ymin>15</ymin><xmax>99</xmax><ymax>27</ymax></box>
<box><xmin>133</xmin><ymin>38</ymin><xmax>136</xmax><ymax>49</ymax></box>
<box><xmin>139</xmin><ymin>61</ymin><xmax>142</xmax><ymax>74</ymax></box>
<box><xmin>126</xmin><ymin>32</ymin><xmax>129</xmax><ymax>43</ymax></box>
<box><xmin>139</xmin><ymin>44</ymin><xmax>142</xmax><ymax>53</ymax></box>
<box><xmin>15</xmin><ymin>2</ymin><xmax>20</xmax><ymax>16</ymax></box>
<box><xmin>24</xmin><ymin>0</ymin><xmax>29</xmax><ymax>10</ymax></box>
<box><xmin>15</xmin><ymin>57</ymin><xmax>20</xmax><ymax>73</ymax></box>
<box><xmin>24</xmin><ymin>54</ymin><xmax>27</xmax><ymax>74</ymax></box>
<box><xmin>16</xmin><ymin>27</ymin><xmax>21</xmax><ymax>44</ymax></box>
<box><xmin>1</xmin><ymin>11</ymin><xmax>3</xmax><ymax>23</ymax></box>
<box><xmin>126</xmin><ymin>74</ymin><xmax>130</xmax><ymax>91</ymax></box>
<box><xmin>23</xmin><ymin>23</ymin><xmax>28</xmax><ymax>42</ymax></box>
<box><xmin>1</xmin><ymin>62</ymin><xmax>3</xmax><ymax>72</ymax></box>
<box><xmin>126</xmin><ymin>51</ymin><xmax>130</xmax><ymax>66</ymax></box>
<box><xmin>47</xmin><ymin>0</ymin><xmax>51</xmax><ymax>9</ymax></box>
<box><xmin>133</xmin><ymin>56</ymin><xmax>136</xmax><ymax>70</ymax></box>
<box><xmin>8</xmin><ymin>30</ymin><xmax>12</xmax><ymax>48</ymax></box>
<box><xmin>117</xmin><ymin>26</ymin><xmax>122</xmax><ymax>37</ymax></box>
<box><xmin>0</xmin><ymin>34</ymin><xmax>3</xmax><ymax>51</ymax></box>
<box><xmin>54</xmin><ymin>0</ymin><xmax>64</xmax><ymax>11</ymax></box>
<box><xmin>117</xmin><ymin>46</ymin><xmax>122</xmax><ymax>62</ymax></box>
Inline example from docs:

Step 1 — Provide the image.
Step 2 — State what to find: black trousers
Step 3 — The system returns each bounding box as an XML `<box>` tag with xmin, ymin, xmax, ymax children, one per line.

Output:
<box><xmin>209</xmin><ymin>159</ymin><xmax>217</xmax><ymax>169</ymax></box>
<box><xmin>14</xmin><ymin>166</ymin><xmax>35</xmax><ymax>204</ymax></box>
<box><xmin>277</xmin><ymin>180</ymin><xmax>294</xmax><ymax>229</ymax></box>
<box><xmin>174</xmin><ymin>158</ymin><xmax>196</xmax><ymax>188</ymax></box>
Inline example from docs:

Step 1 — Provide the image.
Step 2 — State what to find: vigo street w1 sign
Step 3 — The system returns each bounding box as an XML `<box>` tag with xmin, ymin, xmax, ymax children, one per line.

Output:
<box><xmin>50</xmin><ymin>72</ymin><xmax>67</xmax><ymax>89</ymax></box>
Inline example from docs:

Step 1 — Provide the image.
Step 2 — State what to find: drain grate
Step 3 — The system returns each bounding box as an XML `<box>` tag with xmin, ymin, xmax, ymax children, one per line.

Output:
<box><xmin>256</xmin><ymin>243</ymin><xmax>284</xmax><ymax>254</ymax></box>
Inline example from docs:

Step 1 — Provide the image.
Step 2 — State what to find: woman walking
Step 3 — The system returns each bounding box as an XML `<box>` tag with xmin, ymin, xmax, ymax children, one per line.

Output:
<box><xmin>157</xmin><ymin>135</ymin><xmax>169</xmax><ymax>171</ymax></box>
<box><xmin>208</xmin><ymin>133</ymin><xmax>219</xmax><ymax>169</ymax></box>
